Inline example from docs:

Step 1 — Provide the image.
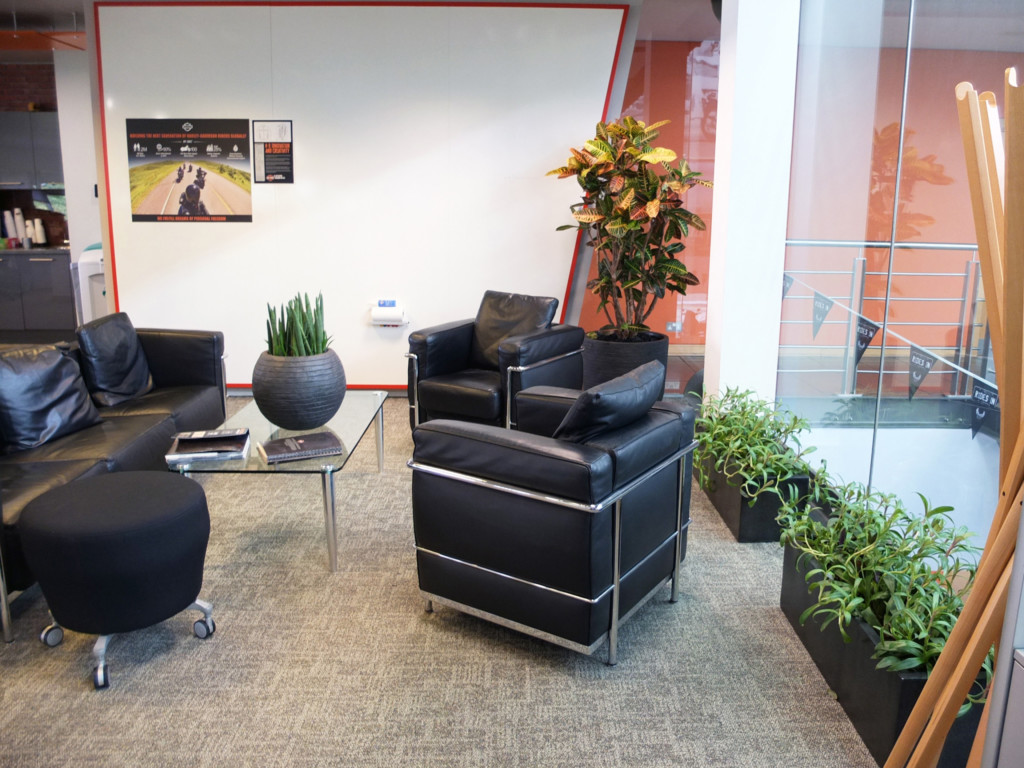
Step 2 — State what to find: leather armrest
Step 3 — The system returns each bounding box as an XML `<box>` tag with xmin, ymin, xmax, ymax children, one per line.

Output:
<box><xmin>497</xmin><ymin>324</ymin><xmax>584</xmax><ymax>369</ymax></box>
<box><xmin>498</xmin><ymin>325</ymin><xmax>584</xmax><ymax>425</ymax></box>
<box><xmin>650</xmin><ymin>399</ymin><xmax>697</xmax><ymax>447</ymax></box>
<box><xmin>514</xmin><ymin>386</ymin><xmax>581</xmax><ymax>436</ymax></box>
<box><xmin>584</xmin><ymin>410</ymin><xmax>687</xmax><ymax>489</ymax></box>
<box><xmin>136</xmin><ymin>329</ymin><xmax>225</xmax><ymax>391</ymax></box>
<box><xmin>407</xmin><ymin>319</ymin><xmax>475</xmax><ymax>382</ymax></box>
<box><xmin>412</xmin><ymin>419</ymin><xmax>613</xmax><ymax>504</ymax></box>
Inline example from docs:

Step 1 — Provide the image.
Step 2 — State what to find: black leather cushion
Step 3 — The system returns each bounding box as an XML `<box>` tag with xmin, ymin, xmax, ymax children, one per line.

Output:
<box><xmin>553</xmin><ymin>360</ymin><xmax>665</xmax><ymax>443</ymax></box>
<box><xmin>19</xmin><ymin>471</ymin><xmax>209</xmax><ymax>635</ymax></box>
<box><xmin>0</xmin><ymin>345</ymin><xmax>102</xmax><ymax>455</ymax></box>
<box><xmin>0</xmin><ymin>459</ymin><xmax>109</xmax><ymax>591</ymax></box>
<box><xmin>413</xmin><ymin>419</ymin><xmax>614</xmax><ymax>504</ymax></box>
<box><xmin>0</xmin><ymin>412</ymin><xmax>176</xmax><ymax>472</ymax></box>
<box><xmin>77</xmin><ymin>312</ymin><xmax>154</xmax><ymax>406</ymax></box>
<box><xmin>469</xmin><ymin>291</ymin><xmax>558</xmax><ymax>369</ymax></box>
<box><xmin>97</xmin><ymin>384</ymin><xmax>226</xmax><ymax>432</ymax></box>
<box><xmin>419</xmin><ymin>370</ymin><xmax>502</xmax><ymax>422</ymax></box>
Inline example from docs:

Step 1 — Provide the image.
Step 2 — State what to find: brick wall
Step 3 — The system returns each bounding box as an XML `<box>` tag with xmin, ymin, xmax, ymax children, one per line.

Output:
<box><xmin>0</xmin><ymin>62</ymin><xmax>58</xmax><ymax>111</ymax></box>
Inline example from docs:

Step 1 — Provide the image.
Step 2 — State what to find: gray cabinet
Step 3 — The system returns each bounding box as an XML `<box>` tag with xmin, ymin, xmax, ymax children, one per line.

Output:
<box><xmin>30</xmin><ymin>113</ymin><xmax>64</xmax><ymax>187</ymax></box>
<box><xmin>0</xmin><ymin>113</ymin><xmax>36</xmax><ymax>189</ymax></box>
<box><xmin>0</xmin><ymin>250</ymin><xmax>76</xmax><ymax>331</ymax></box>
<box><xmin>0</xmin><ymin>253</ymin><xmax>23</xmax><ymax>328</ymax></box>
<box><xmin>0</xmin><ymin>112</ymin><xmax>64</xmax><ymax>188</ymax></box>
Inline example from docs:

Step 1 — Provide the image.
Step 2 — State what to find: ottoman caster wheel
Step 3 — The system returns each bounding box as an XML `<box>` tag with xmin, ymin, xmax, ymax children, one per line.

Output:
<box><xmin>93</xmin><ymin>664</ymin><xmax>109</xmax><ymax>690</ymax></box>
<box><xmin>193</xmin><ymin>617</ymin><xmax>215</xmax><ymax>639</ymax></box>
<box><xmin>40</xmin><ymin>624</ymin><xmax>64</xmax><ymax>647</ymax></box>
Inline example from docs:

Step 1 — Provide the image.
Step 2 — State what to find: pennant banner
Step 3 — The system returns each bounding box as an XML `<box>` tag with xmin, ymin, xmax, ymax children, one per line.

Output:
<box><xmin>908</xmin><ymin>345</ymin><xmax>938</xmax><ymax>400</ymax></box>
<box><xmin>812</xmin><ymin>291</ymin><xmax>834</xmax><ymax>338</ymax></box>
<box><xmin>854</xmin><ymin>317</ymin><xmax>880</xmax><ymax>367</ymax></box>
<box><xmin>970</xmin><ymin>379</ymin><xmax>1000</xmax><ymax>438</ymax></box>
<box><xmin>782</xmin><ymin>273</ymin><xmax>794</xmax><ymax>298</ymax></box>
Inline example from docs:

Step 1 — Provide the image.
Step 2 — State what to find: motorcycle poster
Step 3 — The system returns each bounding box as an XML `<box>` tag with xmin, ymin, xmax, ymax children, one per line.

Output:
<box><xmin>126</xmin><ymin>118</ymin><xmax>253</xmax><ymax>222</ymax></box>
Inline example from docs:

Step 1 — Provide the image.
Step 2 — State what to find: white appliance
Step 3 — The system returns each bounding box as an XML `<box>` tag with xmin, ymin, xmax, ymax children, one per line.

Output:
<box><xmin>72</xmin><ymin>248</ymin><xmax>106</xmax><ymax>325</ymax></box>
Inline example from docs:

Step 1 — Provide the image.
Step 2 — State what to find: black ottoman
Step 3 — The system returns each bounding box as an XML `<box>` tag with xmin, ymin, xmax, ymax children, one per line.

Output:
<box><xmin>19</xmin><ymin>471</ymin><xmax>215</xmax><ymax>689</ymax></box>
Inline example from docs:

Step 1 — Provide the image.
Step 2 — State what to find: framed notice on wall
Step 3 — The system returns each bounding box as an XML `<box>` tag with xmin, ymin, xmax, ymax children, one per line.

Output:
<box><xmin>126</xmin><ymin>118</ymin><xmax>253</xmax><ymax>222</ymax></box>
<box><xmin>253</xmin><ymin>120</ymin><xmax>294</xmax><ymax>183</ymax></box>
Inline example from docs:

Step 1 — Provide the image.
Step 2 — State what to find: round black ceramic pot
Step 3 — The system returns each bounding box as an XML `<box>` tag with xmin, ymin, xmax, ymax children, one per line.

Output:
<box><xmin>581</xmin><ymin>330</ymin><xmax>669</xmax><ymax>398</ymax></box>
<box><xmin>251</xmin><ymin>349</ymin><xmax>346</xmax><ymax>430</ymax></box>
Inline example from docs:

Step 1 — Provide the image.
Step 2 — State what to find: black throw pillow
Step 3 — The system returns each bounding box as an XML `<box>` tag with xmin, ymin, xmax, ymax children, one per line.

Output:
<box><xmin>553</xmin><ymin>360</ymin><xmax>665</xmax><ymax>443</ymax></box>
<box><xmin>77</xmin><ymin>312</ymin><xmax>154</xmax><ymax>407</ymax></box>
<box><xmin>0</xmin><ymin>345</ymin><xmax>103</xmax><ymax>454</ymax></box>
<box><xmin>469</xmin><ymin>290</ymin><xmax>558</xmax><ymax>370</ymax></box>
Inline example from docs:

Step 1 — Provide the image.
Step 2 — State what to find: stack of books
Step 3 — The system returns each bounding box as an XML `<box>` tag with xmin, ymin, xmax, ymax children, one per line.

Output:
<box><xmin>165</xmin><ymin>428</ymin><xmax>251</xmax><ymax>464</ymax></box>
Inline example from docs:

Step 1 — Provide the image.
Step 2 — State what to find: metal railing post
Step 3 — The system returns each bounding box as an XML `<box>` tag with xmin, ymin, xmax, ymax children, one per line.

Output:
<box><xmin>843</xmin><ymin>256</ymin><xmax>867</xmax><ymax>394</ymax></box>
<box><xmin>952</xmin><ymin>259</ymin><xmax>976</xmax><ymax>395</ymax></box>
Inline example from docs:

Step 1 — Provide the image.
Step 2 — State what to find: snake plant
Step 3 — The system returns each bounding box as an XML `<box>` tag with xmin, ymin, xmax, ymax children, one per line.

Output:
<box><xmin>265</xmin><ymin>292</ymin><xmax>331</xmax><ymax>356</ymax></box>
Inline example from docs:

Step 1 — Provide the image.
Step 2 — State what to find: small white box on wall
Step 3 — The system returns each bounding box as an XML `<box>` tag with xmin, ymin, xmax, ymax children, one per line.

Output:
<box><xmin>370</xmin><ymin>299</ymin><xmax>407</xmax><ymax>327</ymax></box>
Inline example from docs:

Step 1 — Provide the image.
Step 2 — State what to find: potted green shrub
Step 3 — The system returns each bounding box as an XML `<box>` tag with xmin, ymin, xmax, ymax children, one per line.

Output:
<box><xmin>548</xmin><ymin>117</ymin><xmax>711</xmax><ymax>391</ymax></box>
<box><xmin>777</xmin><ymin>476</ymin><xmax>986</xmax><ymax>767</ymax></box>
<box><xmin>694</xmin><ymin>387</ymin><xmax>813</xmax><ymax>542</ymax></box>
<box><xmin>251</xmin><ymin>292</ymin><xmax>346</xmax><ymax>431</ymax></box>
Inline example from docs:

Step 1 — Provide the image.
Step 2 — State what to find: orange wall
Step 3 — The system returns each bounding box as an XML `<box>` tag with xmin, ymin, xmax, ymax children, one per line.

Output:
<box><xmin>574</xmin><ymin>40</ymin><xmax>718</xmax><ymax>346</ymax></box>
<box><xmin>780</xmin><ymin>47</ymin><xmax>1022</xmax><ymax>398</ymax></box>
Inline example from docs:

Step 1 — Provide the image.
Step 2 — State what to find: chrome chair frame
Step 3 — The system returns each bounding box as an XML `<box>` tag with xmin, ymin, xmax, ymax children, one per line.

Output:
<box><xmin>1</xmin><ymin>546</ymin><xmax>12</xmax><ymax>642</ymax></box>
<box><xmin>409</xmin><ymin>439</ymin><xmax>696</xmax><ymax>665</ymax></box>
<box><xmin>405</xmin><ymin>347</ymin><xmax>583</xmax><ymax>429</ymax></box>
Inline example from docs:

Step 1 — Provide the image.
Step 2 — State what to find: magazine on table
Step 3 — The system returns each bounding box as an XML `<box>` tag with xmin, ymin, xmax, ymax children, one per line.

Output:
<box><xmin>257</xmin><ymin>430</ymin><xmax>345</xmax><ymax>464</ymax></box>
<box><xmin>165</xmin><ymin>428</ymin><xmax>250</xmax><ymax>464</ymax></box>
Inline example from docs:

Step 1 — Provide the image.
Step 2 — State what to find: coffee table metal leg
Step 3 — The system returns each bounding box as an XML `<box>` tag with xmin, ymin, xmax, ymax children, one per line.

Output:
<box><xmin>374</xmin><ymin>407</ymin><xmax>384</xmax><ymax>473</ymax></box>
<box><xmin>321</xmin><ymin>468</ymin><xmax>338</xmax><ymax>572</ymax></box>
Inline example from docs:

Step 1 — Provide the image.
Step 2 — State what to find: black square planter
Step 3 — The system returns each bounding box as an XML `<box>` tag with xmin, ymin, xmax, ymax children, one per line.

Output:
<box><xmin>700</xmin><ymin>460</ymin><xmax>808</xmax><ymax>542</ymax></box>
<box><xmin>780</xmin><ymin>545</ymin><xmax>981</xmax><ymax>767</ymax></box>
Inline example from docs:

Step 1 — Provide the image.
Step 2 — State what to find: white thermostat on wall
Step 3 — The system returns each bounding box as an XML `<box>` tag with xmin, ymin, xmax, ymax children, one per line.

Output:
<box><xmin>370</xmin><ymin>299</ymin><xmax>408</xmax><ymax>327</ymax></box>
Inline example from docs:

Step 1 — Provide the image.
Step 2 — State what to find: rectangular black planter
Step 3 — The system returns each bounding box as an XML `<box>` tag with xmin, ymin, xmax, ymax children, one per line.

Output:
<box><xmin>700</xmin><ymin>460</ymin><xmax>808</xmax><ymax>542</ymax></box>
<box><xmin>781</xmin><ymin>545</ymin><xmax>981</xmax><ymax>767</ymax></box>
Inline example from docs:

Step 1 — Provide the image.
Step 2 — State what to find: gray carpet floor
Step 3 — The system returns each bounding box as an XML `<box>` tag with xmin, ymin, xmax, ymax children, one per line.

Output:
<box><xmin>0</xmin><ymin>397</ymin><xmax>878</xmax><ymax>767</ymax></box>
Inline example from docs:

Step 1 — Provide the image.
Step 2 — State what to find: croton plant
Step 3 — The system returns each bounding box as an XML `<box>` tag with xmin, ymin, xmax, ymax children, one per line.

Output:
<box><xmin>549</xmin><ymin>117</ymin><xmax>711</xmax><ymax>341</ymax></box>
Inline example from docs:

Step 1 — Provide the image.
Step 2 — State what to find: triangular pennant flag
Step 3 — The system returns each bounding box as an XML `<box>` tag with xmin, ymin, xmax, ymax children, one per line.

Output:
<box><xmin>854</xmin><ymin>317</ymin><xmax>880</xmax><ymax>367</ymax></box>
<box><xmin>970</xmin><ymin>379</ymin><xmax>999</xmax><ymax>438</ymax></box>
<box><xmin>782</xmin><ymin>273</ymin><xmax>794</xmax><ymax>298</ymax></box>
<box><xmin>908</xmin><ymin>345</ymin><xmax>938</xmax><ymax>400</ymax></box>
<box><xmin>812</xmin><ymin>291</ymin><xmax>834</xmax><ymax>338</ymax></box>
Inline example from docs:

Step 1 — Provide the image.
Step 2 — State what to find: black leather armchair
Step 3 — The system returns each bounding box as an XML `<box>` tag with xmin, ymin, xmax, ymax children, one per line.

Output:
<box><xmin>406</xmin><ymin>290</ymin><xmax>584</xmax><ymax>429</ymax></box>
<box><xmin>409</xmin><ymin>361</ymin><xmax>696</xmax><ymax>664</ymax></box>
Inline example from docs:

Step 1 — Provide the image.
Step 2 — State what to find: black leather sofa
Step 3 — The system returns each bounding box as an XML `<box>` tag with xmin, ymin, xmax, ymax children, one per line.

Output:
<box><xmin>409</xmin><ymin>361</ymin><xmax>696</xmax><ymax>664</ymax></box>
<box><xmin>0</xmin><ymin>326</ymin><xmax>226</xmax><ymax>642</ymax></box>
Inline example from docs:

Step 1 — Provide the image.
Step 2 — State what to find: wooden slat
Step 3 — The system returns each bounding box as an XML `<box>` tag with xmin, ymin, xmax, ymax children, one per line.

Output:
<box><xmin>956</xmin><ymin>82</ymin><xmax>1005</xmax><ymax>376</ymax></box>
<box><xmin>979</xmin><ymin>91</ymin><xmax>1006</xmax><ymax>257</ymax></box>
<box><xmin>906</xmin><ymin>557</ymin><xmax>1012</xmax><ymax>768</ymax></box>
<box><xmin>982</xmin><ymin>431</ymin><xmax>1024</xmax><ymax>557</ymax></box>
<box><xmin>885</xmin><ymin>485</ymin><xmax>1023</xmax><ymax>767</ymax></box>
<box><xmin>891</xmin><ymin>68</ymin><xmax>1022</xmax><ymax>768</ymax></box>
<box><xmin>1003</xmin><ymin>72</ymin><xmax>1024</xmax><ymax>491</ymax></box>
<box><xmin>966</xmin><ymin>694</ymin><xmax>993</xmax><ymax>768</ymax></box>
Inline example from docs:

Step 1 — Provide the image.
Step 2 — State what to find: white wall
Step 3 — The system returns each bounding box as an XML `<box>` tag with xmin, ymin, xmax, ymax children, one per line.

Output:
<box><xmin>94</xmin><ymin>2</ymin><xmax>626</xmax><ymax>388</ymax></box>
<box><xmin>786</xmin><ymin>0</ymin><xmax>885</xmax><ymax>242</ymax></box>
<box><xmin>53</xmin><ymin>50</ymin><xmax>102</xmax><ymax>263</ymax></box>
<box><xmin>703</xmin><ymin>0</ymin><xmax>801</xmax><ymax>400</ymax></box>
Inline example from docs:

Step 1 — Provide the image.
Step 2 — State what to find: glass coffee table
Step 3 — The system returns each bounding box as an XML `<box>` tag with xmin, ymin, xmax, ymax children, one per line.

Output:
<box><xmin>169</xmin><ymin>390</ymin><xmax>387</xmax><ymax>572</ymax></box>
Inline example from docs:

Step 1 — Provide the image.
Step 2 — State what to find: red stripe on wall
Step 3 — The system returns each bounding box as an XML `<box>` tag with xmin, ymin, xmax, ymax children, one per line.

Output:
<box><xmin>93</xmin><ymin>3</ymin><xmax>121</xmax><ymax>311</ymax></box>
<box><xmin>95</xmin><ymin>1</ymin><xmax>630</xmax><ymax>385</ymax></box>
<box><xmin>561</xmin><ymin>3</ymin><xmax>629</xmax><ymax>323</ymax></box>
